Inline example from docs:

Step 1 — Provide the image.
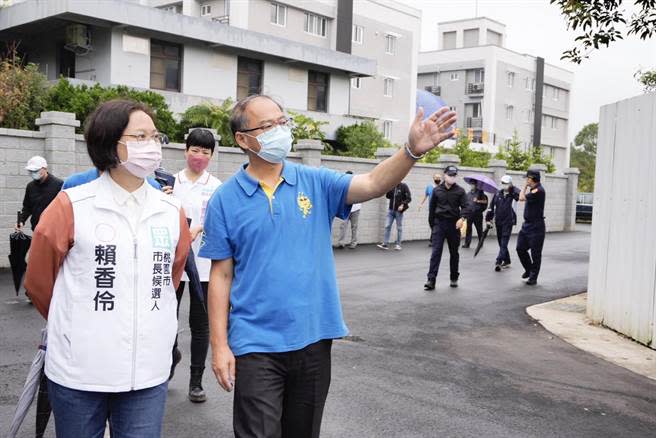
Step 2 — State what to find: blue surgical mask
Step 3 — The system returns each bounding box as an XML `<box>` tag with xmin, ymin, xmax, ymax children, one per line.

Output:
<box><xmin>30</xmin><ymin>171</ymin><xmax>42</xmax><ymax>181</ymax></box>
<box><xmin>252</xmin><ymin>125</ymin><xmax>293</xmax><ymax>164</ymax></box>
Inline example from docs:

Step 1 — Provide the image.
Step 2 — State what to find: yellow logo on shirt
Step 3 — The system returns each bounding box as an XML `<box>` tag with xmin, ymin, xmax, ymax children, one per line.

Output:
<box><xmin>297</xmin><ymin>192</ymin><xmax>312</xmax><ymax>218</ymax></box>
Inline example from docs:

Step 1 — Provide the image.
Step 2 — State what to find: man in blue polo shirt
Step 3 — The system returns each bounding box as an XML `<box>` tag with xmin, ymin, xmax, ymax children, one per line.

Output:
<box><xmin>199</xmin><ymin>95</ymin><xmax>456</xmax><ymax>438</ymax></box>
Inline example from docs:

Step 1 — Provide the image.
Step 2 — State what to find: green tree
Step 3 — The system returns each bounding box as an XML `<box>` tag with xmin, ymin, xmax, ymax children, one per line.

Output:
<box><xmin>451</xmin><ymin>135</ymin><xmax>491</xmax><ymax>168</ymax></box>
<box><xmin>178</xmin><ymin>100</ymin><xmax>236</xmax><ymax>147</ymax></box>
<box><xmin>551</xmin><ymin>0</ymin><xmax>656</xmax><ymax>63</ymax></box>
<box><xmin>569</xmin><ymin>123</ymin><xmax>598</xmax><ymax>192</ymax></box>
<box><xmin>0</xmin><ymin>52</ymin><xmax>49</xmax><ymax>130</ymax></box>
<box><xmin>46</xmin><ymin>79</ymin><xmax>178</xmax><ymax>139</ymax></box>
<box><xmin>635</xmin><ymin>68</ymin><xmax>656</xmax><ymax>93</ymax></box>
<box><xmin>495</xmin><ymin>133</ymin><xmax>530</xmax><ymax>171</ymax></box>
<box><xmin>335</xmin><ymin>121</ymin><xmax>393</xmax><ymax>159</ymax></box>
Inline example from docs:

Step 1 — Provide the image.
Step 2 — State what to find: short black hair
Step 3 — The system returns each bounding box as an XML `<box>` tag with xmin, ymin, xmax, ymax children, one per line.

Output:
<box><xmin>186</xmin><ymin>128</ymin><xmax>216</xmax><ymax>153</ymax></box>
<box><xmin>345</xmin><ymin>170</ymin><xmax>353</xmax><ymax>175</ymax></box>
<box><xmin>230</xmin><ymin>94</ymin><xmax>284</xmax><ymax>136</ymax></box>
<box><xmin>84</xmin><ymin>99</ymin><xmax>154</xmax><ymax>171</ymax></box>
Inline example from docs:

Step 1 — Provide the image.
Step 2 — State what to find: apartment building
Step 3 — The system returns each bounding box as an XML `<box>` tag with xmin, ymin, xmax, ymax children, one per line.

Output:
<box><xmin>417</xmin><ymin>17</ymin><xmax>573</xmax><ymax>171</ymax></box>
<box><xmin>0</xmin><ymin>0</ymin><xmax>420</xmax><ymax>145</ymax></box>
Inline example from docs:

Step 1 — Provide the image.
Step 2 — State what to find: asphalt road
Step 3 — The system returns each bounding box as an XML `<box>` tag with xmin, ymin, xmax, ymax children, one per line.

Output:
<box><xmin>2</xmin><ymin>227</ymin><xmax>655</xmax><ymax>437</ymax></box>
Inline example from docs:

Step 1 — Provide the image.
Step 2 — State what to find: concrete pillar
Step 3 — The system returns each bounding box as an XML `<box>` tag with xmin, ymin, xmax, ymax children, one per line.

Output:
<box><xmin>35</xmin><ymin>111</ymin><xmax>80</xmax><ymax>178</ymax></box>
<box><xmin>528</xmin><ymin>163</ymin><xmax>548</xmax><ymax>182</ymax></box>
<box><xmin>563</xmin><ymin>167</ymin><xmax>580</xmax><ymax>232</ymax></box>
<box><xmin>375</xmin><ymin>147</ymin><xmax>397</xmax><ymax>242</ymax></box>
<box><xmin>295</xmin><ymin>139</ymin><xmax>324</xmax><ymax>168</ymax></box>
<box><xmin>487</xmin><ymin>159</ymin><xmax>507</xmax><ymax>186</ymax></box>
<box><xmin>436</xmin><ymin>154</ymin><xmax>460</xmax><ymax>174</ymax></box>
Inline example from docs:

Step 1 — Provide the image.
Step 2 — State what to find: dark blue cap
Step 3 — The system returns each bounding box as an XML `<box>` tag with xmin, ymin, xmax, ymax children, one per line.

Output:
<box><xmin>444</xmin><ymin>165</ymin><xmax>458</xmax><ymax>176</ymax></box>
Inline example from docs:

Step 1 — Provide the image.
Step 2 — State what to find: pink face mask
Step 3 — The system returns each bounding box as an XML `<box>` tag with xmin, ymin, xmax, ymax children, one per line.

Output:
<box><xmin>120</xmin><ymin>140</ymin><xmax>162</xmax><ymax>178</ymax></box>
<box><xmin>187</xmin><ymin>154</ymin><xmax>210</xmax><ymax>173</ymax></box>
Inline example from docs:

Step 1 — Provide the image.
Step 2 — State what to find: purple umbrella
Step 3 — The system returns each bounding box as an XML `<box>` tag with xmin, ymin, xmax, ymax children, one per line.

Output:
<box><xmin>463</xmin><ymin>174</ymin><xmax>498</xmax><ymax>194</ymax></box>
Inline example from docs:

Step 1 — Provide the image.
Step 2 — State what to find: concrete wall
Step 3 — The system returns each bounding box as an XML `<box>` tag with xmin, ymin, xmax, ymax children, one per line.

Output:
<box><xmin>0</xmin><ymin>112</ymin><xmax>579</xmax><ymax>268</ymax></box>
<box><xmin>587</xmin><ymin>92</ymin><xmax>656</xmax><ymax>349</ymax></box>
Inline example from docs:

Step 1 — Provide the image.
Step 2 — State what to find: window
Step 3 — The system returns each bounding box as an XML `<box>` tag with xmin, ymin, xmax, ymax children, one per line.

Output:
<box><xmin>270</xmin><ymin>3</ymin><xmax>287</xmax><ymax>26</ymax></box>
<box><xmin>304</xmin><ymin>13</ymin><xmax>327</xmax><ymax>37</ymax></box>
<box><xmin>236</xmin><ymin>57</ymin><xmax>263</xmax><ymax>100</ymax></box>
<box><xmin>526</xmin><ymin>109</ymin><xmax>534</xmax><ymax>122</ymax></box>
<box><xmin>383</xmin><ymin>78</ymin><xmax>394</xmax><ymax>97</ymax></box>
<box><xmin>553</xmin><ymin>87</ymin><xmax>560</xmax><ymax>101</ymax></box>
<box><xmin>507</xmin><ymin>72</ymin><xmax>515</xmax><ymax>88</ymax></box>
<box><xmin>150</xmin><ymin>40</ymin><xmax>181</xmax><ymax>92</ymax></box>
<box><xmin>474</xmin><ymin>69</ymin><xmax>484</xmax><ymax>83</ymax></box>
<box><xmin>542</xmin><ymin>115</ymin><xmax>548</xmax><ymax>127</ymax></box>
<box><xmin>385</xmin><ymin>34</ymin><xmax>397</xmax><ymax>54</ymax></box>
<box><xmin>351</xmin><ymin>77</ymin><xmax>361</xmax><ymax>89</ymax></box>
<box><xmin>201</xmin><ymin>4</ymin><xmax>211</xmax><ymax>16</ymax></box>
<box><xmin>524</xmin><ymin>77</ymin><xmax>534</xmax><ymax>91</ymax></box>
<box><xmin>450</xmin><ymin>72</ymin><xmax>459</xmax><ymax>81</ymax></box>
<box><xmin>352</xmin><ymin>24</ymin><xmax>363</xmax><ymax>44</ymax></box>
<box><xmin>505</xmin><ymin>105</ymin><xmax>514</xmax><ymax>120</ymax></box>
<box><xmin>163</xmin><ymin>5</ymin><xmax>178</xmax><ymax>13</ymax></box>
<box><xmin>308</xmin><ymin>70</ymin><xmax>329</xmax><ymax>112</ymax></box>
<box><xmin>383</xmin><ymin>121</ymin><xmax>393</xmax><ymax>140</ymax></box>
<box><xmin>551</xmin><ymin>117</ymin><xmax>559</xmax><ymax>129</ymax></box>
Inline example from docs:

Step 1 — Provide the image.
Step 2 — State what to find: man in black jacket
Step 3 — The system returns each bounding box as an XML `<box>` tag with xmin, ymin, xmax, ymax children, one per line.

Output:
<box><xmin>425</xmin><ymin>165</ymin><xmax>470</xmax><ymax>290</ymax></box>
<box><xmin>16</xmin><ymin>156</ymin><xmax>63</xmax><ymax>231</ymax></box>
<box><xmin>486</xmin><ymin>175</ymin><xmax>520</xmax><ymax>271</ymax></box>
<box><xmin>462</xmin><ymin>182</ymin><xmax>489</xmax><ymax>248</ymax></box>
<box><xmin>377</xmin><ymin>181</ymin><xmax>411</xmax><ymax>250</ymax></box>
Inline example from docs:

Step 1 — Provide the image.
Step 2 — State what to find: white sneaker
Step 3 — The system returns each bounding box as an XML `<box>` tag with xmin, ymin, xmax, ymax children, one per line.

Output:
<box><xmin>394</xmin><ymin>244</ymin><xmax>402</xmax><ymax>251</ymax></box>
<box><xmin>377</xmin><ymin>243</ymin><xmax>389</xmax><ymax>250</ymax></box>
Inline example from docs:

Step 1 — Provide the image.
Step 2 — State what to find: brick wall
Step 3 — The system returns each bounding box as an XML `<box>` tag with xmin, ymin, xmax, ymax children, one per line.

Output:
<box><xmin>0</xmin><ymin>112</ymin><xmax>579</xmax><ymax>267</ymax></box>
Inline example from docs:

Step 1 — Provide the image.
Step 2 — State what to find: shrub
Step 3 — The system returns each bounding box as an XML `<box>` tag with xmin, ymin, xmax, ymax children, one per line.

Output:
<box><xmin>178</xmin><ymin>99</ymin><xmax>236</xmax><ymax>147</ymax></box>
<box><xmin>46</xmin><ymin>79</ymin><xmax>179</xmax><ymax>139</ymax></box>
<box><xmin>0</xmin><ymin>54</ymin><xmax>49</xmax><ymax>130</ymax></box>
<box><xmin>335</xmin><ymin>121</ymin><xmax>393</xmax><ymax>159</ymax></box>
<box><xmin>495</xmin><ymin>132</ymin><xmax>556</xmax><ymax>173</ymax></box>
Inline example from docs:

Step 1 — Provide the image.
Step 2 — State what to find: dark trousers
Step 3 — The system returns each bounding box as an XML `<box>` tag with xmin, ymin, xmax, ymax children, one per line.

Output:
<box><xmin>427</xmin><ymin>218</ymin><xmax>460</xmax><ymax>281</ymax></box>
<box><xmin>233</xmin><ymin>339</ymin><xmax>332</xmax><ymax>438</ymax></box>
<box><xmin>516</xmin><ymin>221</ymin><xmax>546</xmax><ymax>281</ymax></box>
<box><xmin>174</xmin><ymin>281</ymin><xmax>209</xmax><ymax>369</ymax></box>
<box><xmin>464</xmin><ymin>213</ymin><xmax>483</xmax><ymax>246</ymax></box>
<box><xmin>495</xmin><ymin>223</ymin><xmax>513</xmax><ymax>265</ymax></box>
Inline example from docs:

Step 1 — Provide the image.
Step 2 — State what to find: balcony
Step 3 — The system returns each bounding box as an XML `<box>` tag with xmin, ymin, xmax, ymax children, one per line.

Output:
<box><xmin>466</xmin><ymin>117</ymin><xmax>483</xmax><ymax>129</ymax></box>
<box><xmin>466</xmin><ymin>82</ymin><xmax>484</xmax><ymax>95</ymax></box>
<box><xmin>424</xmin><ymin>85</ymin><xmax>441</xmax><ymax>96</ymax></box>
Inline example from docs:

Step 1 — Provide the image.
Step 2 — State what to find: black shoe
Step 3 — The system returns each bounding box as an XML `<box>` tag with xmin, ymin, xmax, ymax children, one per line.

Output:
<box><xmin>450</xmin><ymin>279</ymin><xmax>458</xmax><ymax>288</ymax></box>
<box><xmin>501</xmin><ymin>261</ymin><xmax>511</xmax><ymax>270</ymax></box>
<box><xmin>424</xmin><ymin>279</ymin><xmax>435</xmax><ymax>291</ymax></box>
<box><xmin>189</xmin><ymin>367</ymin><xmax>207</xmax><ymax>403</ymax></box>
<box><xmin>526</xmin><ymin>278</ymin><xmax>537</xmax><ymax>286</ymax></box>
<box><xmin>462</xmin><ymin>244</ymin><xmax>470</xmax><ymax>249</ymax></box>
<box><xmin>522</xmin><ymin>271</ymin><xmax>530</xmax><ymax>279</ymax></box>
<box><xmin>169</xmin><ymin>348</ymin><xmax>182</xmax><ymax>381</ymax></box>
<box><xmin>494</xmin><ymin>264</ymin><xmax>501</xmax><ymax>272</ymax></box>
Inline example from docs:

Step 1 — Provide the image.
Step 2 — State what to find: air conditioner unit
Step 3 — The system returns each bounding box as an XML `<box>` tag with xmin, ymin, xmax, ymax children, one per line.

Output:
<box><xmin>65</xmin><ymin>24</ymin><xmax>92</xmax><ymax>55</ymax></box>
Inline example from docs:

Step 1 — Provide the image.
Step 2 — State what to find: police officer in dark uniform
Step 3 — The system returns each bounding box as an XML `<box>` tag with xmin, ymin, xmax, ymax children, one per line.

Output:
<box><xmin>516</xmin><ymin>169</ymin><xmax>546</xmax><ymax>285</ymax></box>
<box><xmin>486</xmin><ymin>175</ymin><xmax>520</xmax><ymax>271</ymax></box>
<box><xmin>462</xmin><ymin>182</ymin><xmax>488</xmax><ymax>248</ymax></box>
<box><xmin>424</xmin><ymin>165</ymin><xmax>471</xmax><ymax>290</ymax></box>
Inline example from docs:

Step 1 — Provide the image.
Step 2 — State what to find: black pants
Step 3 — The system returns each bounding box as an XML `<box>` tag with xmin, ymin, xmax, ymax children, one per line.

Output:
<box><xmin>516</xmin><ymin>221</ymin><xmax>546</xmax><ymax>281</ymax></box>
<box><xmin>495</xmin><ymin>222</ymin><xmax>513</xmax><ymax>265</ymax></box>
<box><xmin>174</xmin><ymin>281</ymin><xmax>209</xmax><ymax>369</ymax></box>
<box><xmin>427</xmin><ymin>218</ymin><xmax>460</xmax><ymax>281</ymax></box>
<box><xmin>464</xmin><ymin>213</ymin><xmax>483</xmax><ymax>246</ymax></box>
<box><xmin>233</xmin><ymin>340</ymin><xmax>332</xmax><ymax>438</ymax></box>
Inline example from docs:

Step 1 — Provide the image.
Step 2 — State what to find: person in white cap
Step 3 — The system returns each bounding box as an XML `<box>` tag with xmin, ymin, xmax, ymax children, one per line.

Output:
<box><xmin>485</xmin><ymin>174</ymin><xmax>520</xmax><ymax>271</ymax></box>
<box><xmin>16</xmin><ymin>156</ymin><xmax>63</xmax><ymax>231</ymax></box>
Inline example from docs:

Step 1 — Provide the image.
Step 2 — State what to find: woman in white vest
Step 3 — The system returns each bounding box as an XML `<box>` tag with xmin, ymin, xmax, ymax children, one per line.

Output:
<box><xmin>24</xmin><ymin>99</ymin><xmax>191</xmax><ymax>437</ymax></box>
<box><xmin>166</xmin><ymin>128</ymin><xmax>221</xmax><ymax>403</ymax></box>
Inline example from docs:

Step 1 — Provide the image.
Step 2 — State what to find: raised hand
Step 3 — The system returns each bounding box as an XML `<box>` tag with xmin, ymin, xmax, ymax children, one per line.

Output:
<box><xmin>407</xmin><ymin>107</ymin><xmax>457</xmax><ymax>156</ymax></box>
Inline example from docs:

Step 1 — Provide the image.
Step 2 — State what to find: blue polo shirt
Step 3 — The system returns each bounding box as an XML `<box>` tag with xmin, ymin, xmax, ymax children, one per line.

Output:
<box><xmin>199</xmin><ymin>161</ymin><xmax>353</xmax><ymax>356</ymax></box>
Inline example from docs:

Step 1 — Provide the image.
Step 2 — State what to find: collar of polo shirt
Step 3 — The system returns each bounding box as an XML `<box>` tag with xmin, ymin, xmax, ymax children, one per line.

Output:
<box><xmin>235</xmin><ymin>161</ymin><xmax>297</xmax><ymax>197</ymax></box>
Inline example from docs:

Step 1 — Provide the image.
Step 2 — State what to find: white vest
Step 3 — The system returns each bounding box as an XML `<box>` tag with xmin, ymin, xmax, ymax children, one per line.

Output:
<box><xmin>45</xmin><ymin>174</ymin><xmax>182</xmax><ymax>392</ymax></box>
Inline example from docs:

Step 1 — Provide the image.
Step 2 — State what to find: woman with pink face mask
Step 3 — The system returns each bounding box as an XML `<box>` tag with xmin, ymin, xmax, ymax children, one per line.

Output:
<box><xmin>23</xmin><ymin>99</ymin><xmax>191</xmax><ymax>437</ymax></box>
<box><xmin>169</xmin><ymin>128</ymin><xmax>222</xmax><ymax>403</ymax></box>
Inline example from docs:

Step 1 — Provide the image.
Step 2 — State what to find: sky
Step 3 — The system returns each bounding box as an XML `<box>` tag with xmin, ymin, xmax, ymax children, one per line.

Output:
<box><xmin>405</xmin><ymin>0</ymin><xmax>656</xmax><ymax>144</ymax></box>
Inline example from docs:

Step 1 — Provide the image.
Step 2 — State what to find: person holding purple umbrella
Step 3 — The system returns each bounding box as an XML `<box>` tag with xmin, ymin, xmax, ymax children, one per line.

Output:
<box><xmin>462</xmin><ymin>181</ymin><xmax>488</xmax><ymax>249</ymax></box>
